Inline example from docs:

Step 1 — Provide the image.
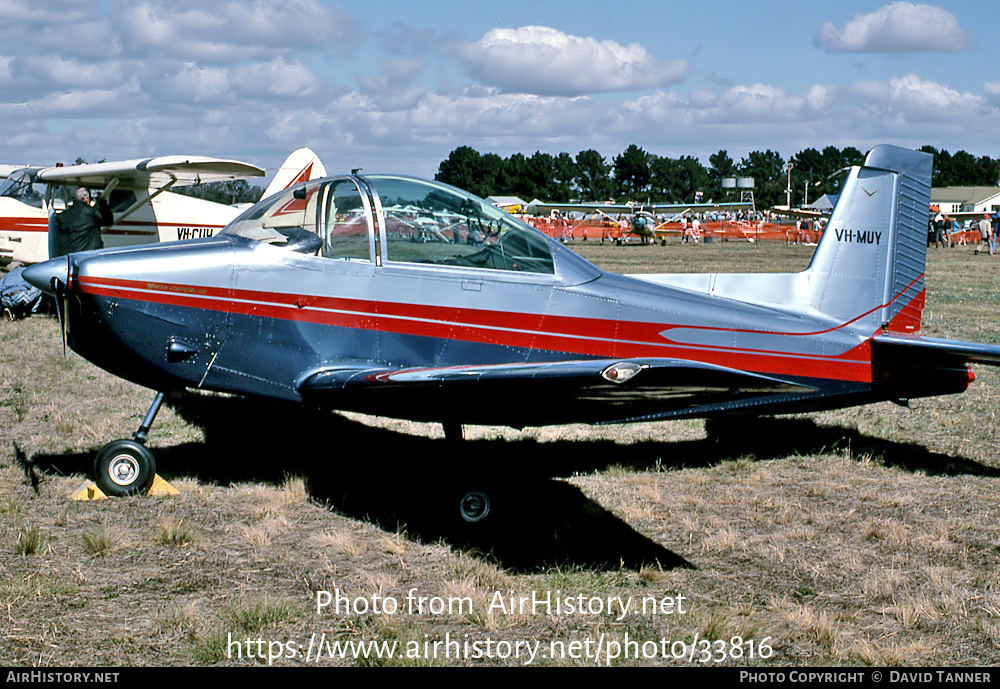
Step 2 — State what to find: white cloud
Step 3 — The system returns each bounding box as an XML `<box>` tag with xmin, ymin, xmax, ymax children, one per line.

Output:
<box><xmin>377</xmin><ymin>21</ymin><xmax>444</xmax><ymax>57</ymax></box>
<box><xmin>718</xmin><ymin>84</ymin><xmax>803</xmax><ymax>119</ymax></box>
<box><xmin>0</xmin><ymin>1</ymin><xmax>120</xmax><ymax>60</ymax></box>
<box><xmin>815</xmin><ymin>3</ymin><xmax>972</xmax><ymax>53</ymax></box>
<box><xmin>233</xmin><ymin>59</ymin><xmax>320</xmax><ymax>99</ymax></box>
<box><xmin>113</xmin><ymin>0</ymin><xmax>360</xmax><ymax>63</ymax></box>
<box><xmin>0</xmin><ymin>3</ymin><xmax>996</xmax><ymax>180</ymax></box>
<box><xmin>23</xmin><ymin>56</ymin><xmax>127</xmax><ymax>90</ymax></box>
<box><xmin>0</xmin><ymin>0</ymin><xmax>91</xmax><ymax>23</ymax></box>
<box><xmin>456</xmin><ymin>26</ymin><xmax>689</xmax><ymax>96</ymax></box>
<box><xmin>886</xmin><ymin>73</ymin><xmax>983</xmax><ymax>118</ymax></box>
<box><xmin>358</xmin><ymin>59</ymin><xmax>425</xmax><ymax>96</ymax></box>
<box><xmin>0</xmin><ymin>55</ymin><xmax>13</xmax><ymax>82</ymax></box>
<box><xmin>165</xmin><ymin>62</ymin><xmax>231</xmax><ymax>104</ymax></box>
<box><xmin>985</xmin><ymin>79</ymin><xmax>1000</xmax><ymax>105</ymax></box>
<box><xmin>33</xmin><ymin>79</ymin><xmax>144</xmax><ymax>118</ymax></box>
<box><xmin>805</xmin><ymin>85</ymin><xmax>834</xmax><ymax>111</ymax></box>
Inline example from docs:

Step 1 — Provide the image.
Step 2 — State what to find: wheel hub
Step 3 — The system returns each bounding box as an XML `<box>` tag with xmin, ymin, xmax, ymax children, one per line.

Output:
<box><xmin>459</xmin><ymin>491</ymin><xmax>490</xmax><ymax>523</ymax></box>
<box><xmin>108</xmin><ymin>454</ymin><xmax>140</xmax><ymax>486</ymax></box>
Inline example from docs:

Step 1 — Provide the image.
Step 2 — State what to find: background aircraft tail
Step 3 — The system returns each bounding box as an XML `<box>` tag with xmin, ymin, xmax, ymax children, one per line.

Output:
<box><xmin>263</xmin><ymin>148</ymin><xmax>327</xmax><ymax>198</ymax></box>
<box><xmin>802</xmin><ymin>144</ymin><xmax>932</xmax><ymax>335</ymax></box>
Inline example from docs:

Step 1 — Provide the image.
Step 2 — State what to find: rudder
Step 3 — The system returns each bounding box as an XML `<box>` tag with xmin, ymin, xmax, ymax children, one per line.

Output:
<box><xmin>804</xmin><ymin>145</ymin><xmax>932</xmax><ymax>335</ymax></box>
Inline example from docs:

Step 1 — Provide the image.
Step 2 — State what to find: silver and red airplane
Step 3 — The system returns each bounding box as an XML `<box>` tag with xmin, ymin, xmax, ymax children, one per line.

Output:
<box><xmin>23</xmin><ymin>145</ymin><xmax>1000</xmax><ymax>520</ymax></box>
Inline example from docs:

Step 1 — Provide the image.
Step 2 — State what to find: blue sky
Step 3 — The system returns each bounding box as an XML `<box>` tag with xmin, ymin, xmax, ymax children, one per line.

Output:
<box><xmin>0</xmin><ymin>0</ymin><xmax>997</xmax><ymax>182</ymax></box>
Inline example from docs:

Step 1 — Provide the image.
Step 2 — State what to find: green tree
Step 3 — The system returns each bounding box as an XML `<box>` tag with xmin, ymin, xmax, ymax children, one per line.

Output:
<box><xmin>478</xmin><ymin>153</ymin><xmax>509</xmax><ymax>196</ymax></box>
<box><xmin>649</xmin><ymin>156</ymin><xmax>682</xmax><ymax>202</ymax></box>
<box><xmin>175</xmin><ymin>180</ymin><xmax>263</xmax><ymax>205</ymax></box>
<box><xmin>706</xmin><ymin>150</ymin><xmax>736</xmax><ymax>203</ymax></box>
<box><xmin>739</xmin><ymin>150</ymin><xmax>786</xmax><ymax>208</ymax></box>
<box><xmin>525</xmin><ymin>151</ymin><xmax>557</xmax><ymax>201</ymax></box>
<box><xmin>574</xmin><ymin>149</ymin><xmax>614</xmax><ymax>201</ymax></box>
<box><xmin>553</xmin><ymin>152</ymin><xmax>577</xmax><ymax>202</ymax></box>
<box><xmin>436</xmin><ymin>146</ymin><xmax>486</xmax><ymax>196</ymax></box>
<box><xmin>649</xmin><ymin>155</ymin><xmax>711</xmax><ymax>203</ymax></box>
<box><xmin>613</xmin><ymin>144</ymin><xmax>651</xmax><ymax>199</ymax></box>
<box><xmin>504</xmin><ymin>153</ymin><xmax>530</xmax><ymax>198</ymax></box>
<box><xmin>708</xmin><ymin>150</ymin><xmax>736</xmax><ymax>180</ymax></box>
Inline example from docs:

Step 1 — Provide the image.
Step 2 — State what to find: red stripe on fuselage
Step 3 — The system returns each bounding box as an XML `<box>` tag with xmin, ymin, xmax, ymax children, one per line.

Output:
<box><xmin>0</xmin><ymin>218</ymin><xmax>226</xmax><ymax>236</ymax></box>
<box><xmin>0</xmin><ymin>217</ymin><xmax>48</xmax><ymax>232</ymax></box>
<box><xmin>77</xmin><ymin>275</ymin><xmax>880</xmax><ymax>383</ymax></box>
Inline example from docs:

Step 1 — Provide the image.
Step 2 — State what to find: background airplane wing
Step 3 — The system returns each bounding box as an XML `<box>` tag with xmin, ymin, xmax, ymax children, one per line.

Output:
<box><xmin>0</xmin><ymin>164</ymin><xmax>30</xmax><ymax>180</ymax></box>
<box><xmin>525</xmin><ymin>200</ymin><xmax>753</xmax><ymax>217</ymax></box>
<box><xmin>36</xmin><ymin>156</ymin><xmax>265</xmax><ymax>190</ymax></box>
<box><xmin>770</xmin><ymin>206</ymin><xmax>825</xmax><ymax>220</ymax></box>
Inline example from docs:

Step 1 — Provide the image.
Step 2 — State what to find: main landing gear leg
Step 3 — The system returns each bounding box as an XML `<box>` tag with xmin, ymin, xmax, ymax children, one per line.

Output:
<box><xmin>440</xmin><ymin>420</ymin><xmax>494</xmax><ymax>523</ymax></box>
<box><xmin>92</xmin><ymin>392</ymin><xmax>164</xmax><ymax>497</ymax></box>
<box><xmin>442</xmin><ymin>420</ymin><xmax>463</xmax><ymax>443</ymax></box>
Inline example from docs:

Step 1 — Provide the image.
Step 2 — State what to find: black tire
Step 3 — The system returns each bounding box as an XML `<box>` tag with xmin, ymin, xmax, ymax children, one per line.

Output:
<box><xmin>93</xmin><ymin>440</ymin><xmax>156</xmax><ymax>497</ymax></box>
<box><xmin>458</xmin><ymin>490</ymin><xmax>491</xmax><ymax>523</ymax></box>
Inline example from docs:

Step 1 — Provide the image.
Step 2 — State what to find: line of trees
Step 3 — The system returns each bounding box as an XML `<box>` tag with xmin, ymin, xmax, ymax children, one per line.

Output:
<box><xmin>435</xmin><ymin>145</ymin><xmax>1000</xmax><ymax>209</ymax></box>
<box><xmin>175</xmin><ymin>179</ymin><xmax>264</xmax><ymax>205</ymax></box>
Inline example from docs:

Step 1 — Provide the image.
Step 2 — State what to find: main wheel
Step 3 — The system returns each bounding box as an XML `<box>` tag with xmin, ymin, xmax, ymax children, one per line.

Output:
<box><xmin>93</xmin><ymin>440</ymin><xmax>156</xmax><ymax>497</ymax></box>
<box><xmin>458</xmin><ymin>490</ymin><xmax>491</xmax><ymax>523</ymax></box>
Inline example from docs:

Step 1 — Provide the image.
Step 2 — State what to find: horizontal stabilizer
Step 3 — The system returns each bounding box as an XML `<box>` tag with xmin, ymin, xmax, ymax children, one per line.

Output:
<box><xmin>871</xmin><ymin>334</ymin><xmax>1000</xmax><ymax>402</ymax></box>
<box><xmin>874</xmin><ymin>334</ymin><xmax>1000</xmax><ymax>367</ymax></box>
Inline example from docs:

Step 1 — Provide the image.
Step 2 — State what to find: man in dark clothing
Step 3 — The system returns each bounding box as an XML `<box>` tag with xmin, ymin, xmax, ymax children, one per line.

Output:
<box><xmin>51</xmin><ymin>187</ymin><xmax>113</xmax><ymax>258</ymax></box>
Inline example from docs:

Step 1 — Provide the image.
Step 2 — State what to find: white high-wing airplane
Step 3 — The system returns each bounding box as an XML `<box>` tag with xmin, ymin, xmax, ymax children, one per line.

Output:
<box><xmin>0</xmin><ymin>148</ymin><xmax>326</xmax><ymax>264</ymax></box>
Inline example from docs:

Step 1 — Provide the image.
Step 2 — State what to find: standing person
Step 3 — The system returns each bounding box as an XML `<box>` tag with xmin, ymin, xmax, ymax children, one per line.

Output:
<box><xmin>932</xmin><ymin>212</ymin><xmax>944</xmax><ymax>248</ymax></box>
<box><xmin>943</xmin><ymin>214</ymin><xmax>953</xmax><ymax>247</ymax></box>
<box><xmin>51</xmin><ymin>187</ymin><xmax>113</xmax><ymax>258</ymax></box>
<box><xmin>992</xmin><ymin>211</ymin><xmax>1000</xmax><ymax>257</ymax></box>
<box><xmin>977</xmin><ymin>214</ymin><xmax>992</xmax><ymax>255</ymax></box>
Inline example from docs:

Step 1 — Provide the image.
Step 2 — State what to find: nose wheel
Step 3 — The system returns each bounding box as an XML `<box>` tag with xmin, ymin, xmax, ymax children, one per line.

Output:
<box><xmin>92</xmin><ymin>392</ymin><xmax>164</xmax><ymax>497</ymax></box>
<box><xmin>93</xmin><ymin>439</ymin><xmax>156</xmax><ymax>497</ymax></box>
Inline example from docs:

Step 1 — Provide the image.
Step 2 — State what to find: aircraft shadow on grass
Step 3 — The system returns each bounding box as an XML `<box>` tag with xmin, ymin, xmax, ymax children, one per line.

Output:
<box><xmin>24</xmin><ymin>399</ymin><xmax>1000</xmax><ymax>573</ymax></box>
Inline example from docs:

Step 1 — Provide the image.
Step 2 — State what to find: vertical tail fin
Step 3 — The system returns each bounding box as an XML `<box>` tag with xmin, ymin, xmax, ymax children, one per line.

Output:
<box><xmin>262</xmin><ymin>148</ymin><xmax>327</xmax><ymax>199</ymax></box>
<box><xmin>804</xmin><ymin>144</ymin><xmax>932</xmax><ymax>334</ymax></box>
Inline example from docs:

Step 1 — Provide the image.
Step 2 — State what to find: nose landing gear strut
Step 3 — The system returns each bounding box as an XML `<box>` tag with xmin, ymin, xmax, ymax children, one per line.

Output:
<box><xmin>92</xmin><ymin>392</ymin><xmax>165</xmax><ymax>497</ymax></box>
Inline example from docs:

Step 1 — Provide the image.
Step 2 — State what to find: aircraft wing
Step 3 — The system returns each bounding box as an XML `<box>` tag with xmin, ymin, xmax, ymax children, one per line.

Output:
<box><xmin>36</xmin><ymin>156</ymin><xmax>265</xmax><ymax>191</ymax></box>
<box><xmin>933</xmin><ymin>210</ymin><xmax>996</xmax><ymax>222</ymax></box>
<box><xmin>0</xmin><ymin>164</ymin><xmax>30</xmax><ymax>180</ymax></box>
<box><xmin>770</xmin><ymin>205</ymin><xmax>825</xmax><ymax>220</ymax></box>
<box><xmin>525</xmin><ymin>200</ymin><xmax>752</xmax><ymax>217</ymax></box>
<box><xmin>298</xmin><ymin>357</ymin><xmax>817</xmax><ymax>425</ymax></box>
<box><xmin>647</xmin><ymin>201</ymin><xmax>753</xmax><ymax>214</ymax></box>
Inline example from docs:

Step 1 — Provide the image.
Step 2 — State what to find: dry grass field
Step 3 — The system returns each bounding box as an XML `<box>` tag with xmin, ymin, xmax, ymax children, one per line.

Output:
<box><xmin>2</xmin><ymin>239</ymin><xmax>1000</xmax><ymax>667</ymax></box>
